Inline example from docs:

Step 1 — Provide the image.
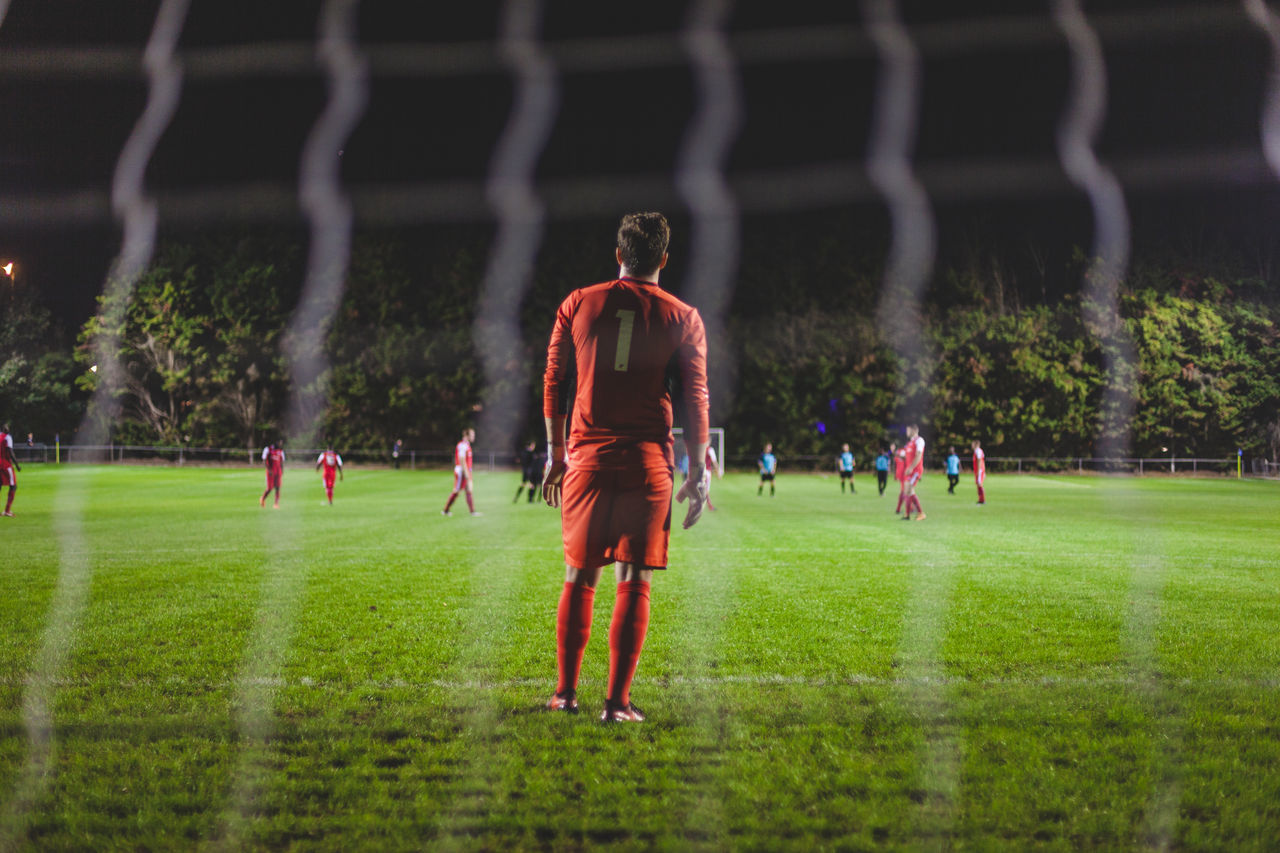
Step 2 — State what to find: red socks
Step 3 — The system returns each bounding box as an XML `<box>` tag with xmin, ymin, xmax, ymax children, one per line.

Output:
<box><xmin>977</xmin><ymin>485</ymin><xmax>985</xmax><ymax>503</ymax></box>
<box><xmin>607</xmin><ymin>580</ymin><xmax>651</xmax><ymax>705</ymax></box>
<box><xmin>555</xmin><ymin>579</ymin><xmax>653</xmax><ymax>704</ymax></box>
<box><xmin>555</xmin><ymin>582</ymin><xmax>595</xmax><ymax>695</ymax></box>
<box><xmin>896</xmin><ymin>491</ymin><xmax>905</xmax><ymax>513</ymax></box>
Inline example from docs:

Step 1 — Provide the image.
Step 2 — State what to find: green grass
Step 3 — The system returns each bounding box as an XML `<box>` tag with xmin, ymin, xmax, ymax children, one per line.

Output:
<box><xmin>1</xmin><ymin>464</ymin><xmax>1278</xmax><ymax>850</ymax></box>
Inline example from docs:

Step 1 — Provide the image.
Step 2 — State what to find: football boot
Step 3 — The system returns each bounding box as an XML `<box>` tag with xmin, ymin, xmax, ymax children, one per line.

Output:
<box><xmin>600</xmin><ymin>700</ymin><xmax>645</xmax><ymax>723</ymax></box>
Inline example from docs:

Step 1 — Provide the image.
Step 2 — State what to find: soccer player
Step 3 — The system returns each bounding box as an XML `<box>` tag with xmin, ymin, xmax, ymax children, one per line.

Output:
<box><xmin>902</xmin><ymin>424</ymin><xmax>926</xmax><ymax>521</ymax></box>
<box><xmin>702</xmin><ymin>444</ymin><xmax>719</xmax><ymax>511</ymax></box>
<box><xmin>315</xmin><ymin>445</ymin><xmax>343</xmax><ymax>505</ymax></box>
<box><xmin>758</xmin><ymin>442</ymin><xmax>777</xmax><ymax>496</ymax></box>
<box><xmin>837</xmin><ymin>443</ymin><xmax>856</xmax><ymax>494</ymax></box>
<box><xmin>260</xmin><ymin>440</ymin><xmax>284</xmax><ymax>508</ymax></box>
<box><xmin>0</xmin><ymin>423</ymin><xmax>20</xmax><ymax>517</ymax></box>
<box><xmin>515</xmin><ymin>439</ymin><xmax>543</xmax><ymax>503</ymax></box>
<box><xmin>442</xmin><ymin>428</ymin><xmax>480</xmax><ymax>516</ymax></box>
<box><xmin>945</xmin><ymin>446</ymin><xmax>961</xmax><ymax>494</ymax></box>
<box><xmin>542</xmin><ymin>211</ymin><xmax>709</xmax><ymax>723</ymax></box>
<box><xmin>972</xmin><ymin>438</ymin><xmax>987</xmax><ymax>504</ymax></box>
<box><xmin>874</xmin><ymin>445</ymin><xmax>891</xmax><ymax>496</ymax></box>
<box><xmin>893</xmin><ymin>441</ymin><xmax>907</xmax><ymax>513</ymax></box>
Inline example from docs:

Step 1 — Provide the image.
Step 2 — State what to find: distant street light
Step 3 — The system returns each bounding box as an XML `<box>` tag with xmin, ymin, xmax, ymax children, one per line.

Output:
<box><xmin>1</xmin><ymin>262</ymin><xmax>12</xmax><ymax>304</ymax></box>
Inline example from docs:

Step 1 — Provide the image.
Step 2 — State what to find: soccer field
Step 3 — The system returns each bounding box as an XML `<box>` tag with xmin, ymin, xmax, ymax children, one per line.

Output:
<box><xmin>1</xmin><ymin>466</ymin><xmax>1278</xmax><ymax>850</ymax></box>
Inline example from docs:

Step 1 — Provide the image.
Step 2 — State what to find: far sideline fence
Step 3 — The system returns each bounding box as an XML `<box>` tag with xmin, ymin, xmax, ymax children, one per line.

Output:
<box><xmin>726</xmin><ymin>454</ymin><xmax>1257</xmax><ymax>477</ymax></box>
<box><xmin>12</xmin><ymin>443</ymin><xmax>522</xmax><ymax>472</ymax></box>
<box><xmin>12</xmin><ymin>444</ymin><xmax>1269</xmax><ymax>478</ymax></box>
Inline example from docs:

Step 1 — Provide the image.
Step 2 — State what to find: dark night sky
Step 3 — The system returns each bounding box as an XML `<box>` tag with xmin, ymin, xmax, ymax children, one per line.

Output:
<box><xmin>0</xmin><ymin>1</ymin><xmax>1277</xmax><ymax>328</ymax></box>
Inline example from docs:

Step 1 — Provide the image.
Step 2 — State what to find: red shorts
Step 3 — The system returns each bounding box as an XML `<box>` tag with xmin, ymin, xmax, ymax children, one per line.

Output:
<box><xmin>560</xmin><ymin>466</ymin><xmax>673</xmax><ymax>570</ymax></box>
<box><xmin>323</xmin><ymin>471</ymin><xmax>337</xmax><ymax>488</ymax></box>
<box><xmin>265</xmin><ymin>470</ymin><xmax>281</xmax><ymax>490</ymax></box>
<box><xmin>0</xmin><ymin>466</ymin><xmax>14</xmax><ymax>487</ymax></box>
<box><xmin>906</xmin><ymin>470</ymin><xmax>922</xmax><ymax>488</ymax></box>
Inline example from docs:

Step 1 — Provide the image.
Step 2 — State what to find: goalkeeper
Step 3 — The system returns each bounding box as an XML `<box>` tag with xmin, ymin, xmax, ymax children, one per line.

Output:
<box><xmin>542</xmin><ymin>212</ymin><xmax>710</xmax><ymax>723</ymax></box>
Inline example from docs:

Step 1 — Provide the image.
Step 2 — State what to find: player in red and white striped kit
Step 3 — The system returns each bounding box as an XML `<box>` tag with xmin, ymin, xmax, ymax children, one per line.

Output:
<box><xmin>702</xmin><ymin>445</ymin><xmax>719</xmax><ymax>511</ymax></box>
<box><xmin>442</xmin><ymin>428</ymin><xmax>480</xmax><ymax>517</ymax></box>
<box><xmin>0</xmin><ymin>423</ymin><xmax>20</xmax><ymax>517</ymax></box>
<box><xmin>901</xmin><ymin>424</ymin><xmax>926</xmax><ymax>521</ymax></box>
<box><xmin>972</xmin><ymin>438</ymin><xmax>986</xmax><ymax>505</ymax></box>
<box><xmin>315</xmin><ymin>445</ymin><xmax>343</xmax><ymax>505</ymax></box>
<box><xmin>260</xmin><ymin>441</ymin><xmax>285</xmax><ymax>508</ymax></box>
<box><xmin>892</xmin><ymin>440</ymin><xmax>907</xmax><ymax>514</ymax></box>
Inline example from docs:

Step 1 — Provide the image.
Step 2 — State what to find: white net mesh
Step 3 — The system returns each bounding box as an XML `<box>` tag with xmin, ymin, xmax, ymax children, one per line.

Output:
<box><xmin>1</xmin><ymin>1</ymin><xmax>1274</xmax><ymax>844</ymax></box>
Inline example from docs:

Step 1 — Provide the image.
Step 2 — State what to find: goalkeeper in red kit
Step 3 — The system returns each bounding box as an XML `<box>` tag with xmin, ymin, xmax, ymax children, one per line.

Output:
<box><xmin>542</xmin><ymin>212</ymin><xmax>710</xmax><ymax>723</ymax></box>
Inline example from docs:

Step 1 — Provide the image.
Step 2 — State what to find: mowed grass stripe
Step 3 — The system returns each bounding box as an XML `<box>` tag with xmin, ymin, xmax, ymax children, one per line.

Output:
<box><xmin>0</xmin><ymin>466</ymin><xmax>1278</xmax><ymax>849</ymax></box>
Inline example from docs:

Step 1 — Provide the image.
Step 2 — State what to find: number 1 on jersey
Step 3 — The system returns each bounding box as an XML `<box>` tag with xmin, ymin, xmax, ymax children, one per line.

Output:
<box><xmin>614</xmin><ymin>309</ymin><xmax>636</xmax><ymax>371</ymax></box>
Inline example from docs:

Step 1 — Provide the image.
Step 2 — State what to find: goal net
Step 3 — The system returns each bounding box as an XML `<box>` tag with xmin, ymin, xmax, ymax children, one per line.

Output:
<box><xmin>2</xmin><ymin>2</ymin><xmax>1270</xmax><ymax>468</ymax></box>
<box><xmin>3</xmin><ymin>4</ymin><xmax>1275</xmax><ymax>845</ymax></box>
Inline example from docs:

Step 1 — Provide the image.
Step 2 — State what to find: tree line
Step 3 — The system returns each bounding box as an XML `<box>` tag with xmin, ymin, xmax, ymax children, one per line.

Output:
<box><xmin>2</xmin><ymin>228</ymin><xmax>1277</xmax><ymax>464</ymax></box>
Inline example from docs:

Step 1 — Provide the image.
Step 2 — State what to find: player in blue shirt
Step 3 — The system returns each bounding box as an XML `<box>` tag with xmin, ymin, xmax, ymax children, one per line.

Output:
<box><xmin>945</xmin><ymin>446</ymin><xmax>961</xmax><ymax>494</ymax></box>
<box><xmin>874</xmin><ymin>446</ymin><xmax>891</xmax><ymax>496</ymax></box>
<box><xmin>757</xmin><ymin>443</ymin><xmax>777</xmax><ymax>496</ymax></box>
<box><xmin>837</xmin><ymin>443</ymin><xmax>856</xmax><ymax>494</ymax></box>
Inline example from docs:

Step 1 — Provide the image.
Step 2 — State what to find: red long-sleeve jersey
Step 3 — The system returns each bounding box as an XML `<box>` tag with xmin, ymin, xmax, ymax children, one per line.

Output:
<box><xmin>544</xmin><ymin>278</ymin><xmax>709</xmax><ymax>471</ymax></box>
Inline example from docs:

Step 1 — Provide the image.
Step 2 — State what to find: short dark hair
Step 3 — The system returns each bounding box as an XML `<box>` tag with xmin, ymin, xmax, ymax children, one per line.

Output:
<box><xmin>617</xmin><ymin>212</ymin><xmax>670</xmax><ymax>276</ymax></box>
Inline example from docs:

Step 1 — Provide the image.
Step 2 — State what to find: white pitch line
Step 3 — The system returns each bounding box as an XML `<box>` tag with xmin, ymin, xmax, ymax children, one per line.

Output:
<box><xmin>1022</xmin><ymin>476</ymin><xmax>1091</xmax><ymax>488</ymax></box>
<box><xmin>47</xmin><ymin>543</ymin><xmax>1276</xmax><ymax>565</ymax></box>
<box><xmin>6</xmin><ymin>672</ymin><xmax>1273</xmax><ymax>694</ymax></box>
